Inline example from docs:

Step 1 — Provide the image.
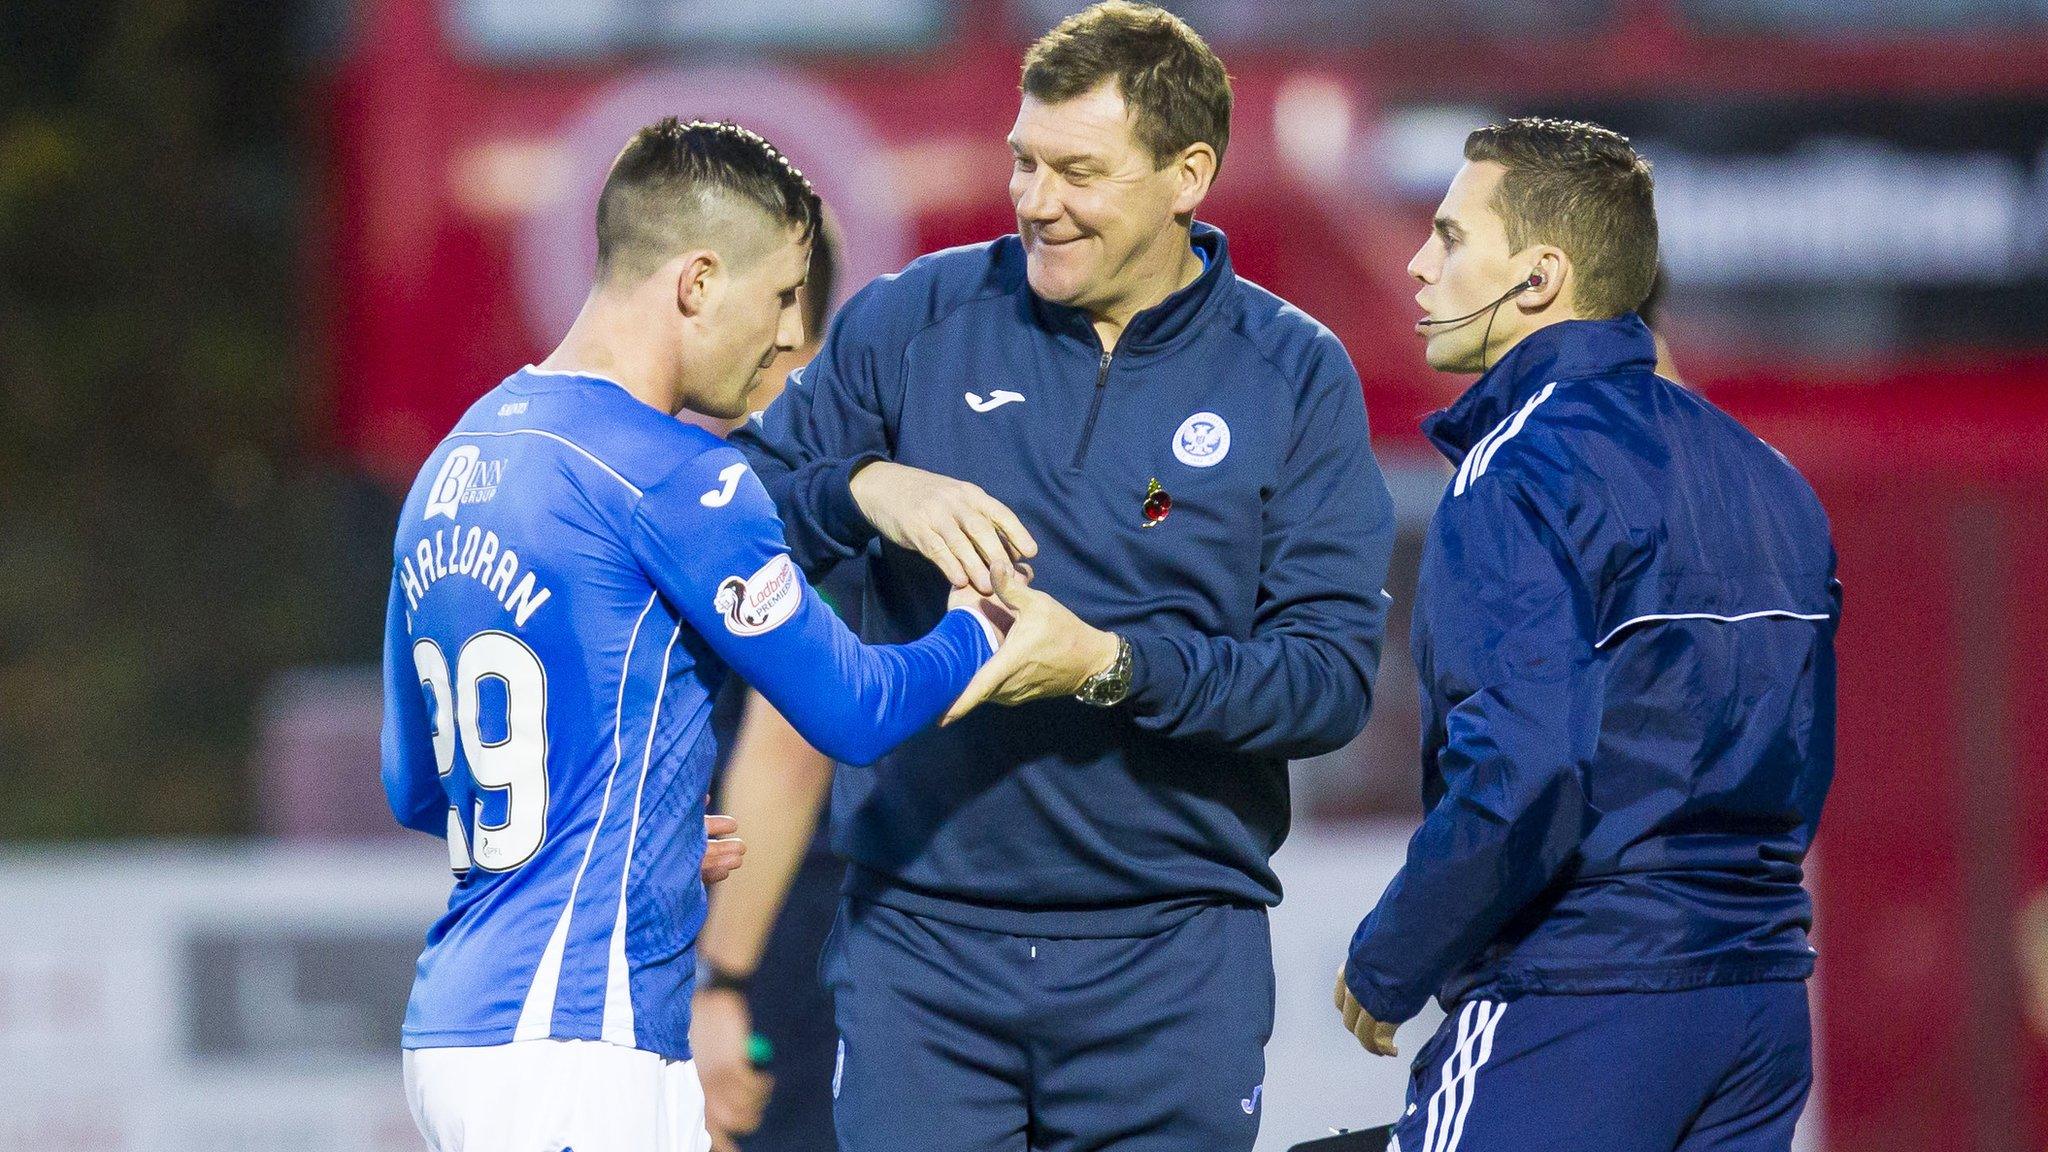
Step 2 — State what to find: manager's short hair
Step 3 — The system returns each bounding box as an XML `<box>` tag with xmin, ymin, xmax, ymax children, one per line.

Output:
<box><xmin>1022</xmin><ymin>1</ymin><xmax>1233</xmax><ymax>169</ymax></box>
<box><xmin>595</xmin><ymin>118</ymin><xmax>820</xmax><ymax>285</ymax></box>
<box><xmin>1465</xmin><ymin>118</ymin><xmax>1658</xmax><ymax>320</ymax></box>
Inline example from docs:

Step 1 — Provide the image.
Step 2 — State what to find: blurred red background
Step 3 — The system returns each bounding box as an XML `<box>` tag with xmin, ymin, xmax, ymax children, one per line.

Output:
<box><xmin>315</xmin><ymin>2</ymin><xmax>2048</xmax><ymax>1146</ymax></box>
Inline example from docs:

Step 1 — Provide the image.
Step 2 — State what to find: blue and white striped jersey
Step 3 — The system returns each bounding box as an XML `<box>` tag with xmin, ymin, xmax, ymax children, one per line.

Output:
<box><xmin>381</xmin><ymin>366</ymin><xmax>993</xmax><ymax>1061</ymax></box>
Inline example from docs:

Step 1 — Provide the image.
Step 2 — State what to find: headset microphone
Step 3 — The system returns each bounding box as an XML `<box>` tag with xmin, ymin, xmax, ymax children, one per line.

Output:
<box><xmin>1416</xmin><ymin>271</ymin><xmax>1543</xmax><ymax>327</ymax></box>
<box><xmin>1417</xmin><ymin>269</ymin><xmax>1546</xmax><ymax>373</ymax></box>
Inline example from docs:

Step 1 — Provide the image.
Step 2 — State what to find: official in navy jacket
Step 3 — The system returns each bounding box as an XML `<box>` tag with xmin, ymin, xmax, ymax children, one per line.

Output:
<box><xmin>1338</xmin><ymin>118</ymin><xmax>1839</xmax><ymax>1152</ymax></box>
<box><xmin>730</xmin><ymin>7</ymin><xmax>1395</xmax><ymax>1150</ymax></box>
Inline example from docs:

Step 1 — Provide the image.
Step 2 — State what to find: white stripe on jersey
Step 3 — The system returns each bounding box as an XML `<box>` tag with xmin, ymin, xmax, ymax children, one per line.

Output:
<box><xmin>1594</xmin><ymin>609</ymin><xmax>1833</xmax><ymax>649</ymax></box>
<box><xmin>1474</xmin><ymin>383</ymin><xmax>1554</xmax><ymax>481</ymax></box>
<box><xmin>1454</xmin><ymin>382</ymin><xmax>1556</xmax><ymax>497</ymax></box>
<box><xmin>443</xmin><ymin>428</ymin><xmax>643</xmax><ymax>498</ymax></box>
<box><xmin>1452</xmin><ymin>430</ymin><xmax>1490</xmax><ymax>498</ymax></box>
<box><xmin>1452</xmin><ymin>390</ymin><xmax>1524</xmax><ymax>496</ymax></box>
<box><xmin>514</xmin><ymin>593</ymin><xmax>660</xmax><ymax>1040</ymax></box>
<box><xmin>602</xmin><ymin>620</ymin><xmax>684</xmax><ymax>1047</ymax></box>
<box><xmin>521</xmin><ymin>364</ymin><xmax>622</xmax><ymax>382</ymax></box>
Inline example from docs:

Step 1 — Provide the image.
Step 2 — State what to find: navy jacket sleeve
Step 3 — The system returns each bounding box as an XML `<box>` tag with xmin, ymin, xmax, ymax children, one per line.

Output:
<box><xmin>726</xmin><ymin>281</ymin><xmax>899</xmax><ymax>577</ymax></box>
<box><xmin>1123</xmin><ymin>341</ymin><xmax>1395</xmax><ymax>759</ymax></box>
<box><xmin>381</xmin><ymin>577</ymin><xmax>450</xmax><ymax>837</ymax></box>
<box><xmin>1344</xmin><ymin>475</ymin><xmax>1597</xmax><ymax>1023</ymax></box>
<box><xmin>629</xmin><ymin>445</ymin><xmax>993</xmax><ymax>767</ymax></box>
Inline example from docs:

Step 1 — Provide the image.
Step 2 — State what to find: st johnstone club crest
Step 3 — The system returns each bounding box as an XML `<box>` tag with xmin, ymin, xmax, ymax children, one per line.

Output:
<box><xmin>1173</xmin><ymin>411</ymin><xmax>1230</xmax><ymax>468</ymax></box>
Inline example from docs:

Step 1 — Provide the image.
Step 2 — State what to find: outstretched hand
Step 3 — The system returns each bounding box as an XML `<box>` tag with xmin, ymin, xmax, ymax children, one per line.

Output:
<box><xmin>851</xmin><ymin>461</ymin><xmax>1037</xmax><ymax>595</ymax></box>
<box><xmin>941</xmin><ymin>567</ymin><xmax>1119</xmax><ymax>726</ymax></box>
<box><xmin>948</xmin><ymin>580</ymin><xmax>1016</xmax><ymax>651</ymax></box>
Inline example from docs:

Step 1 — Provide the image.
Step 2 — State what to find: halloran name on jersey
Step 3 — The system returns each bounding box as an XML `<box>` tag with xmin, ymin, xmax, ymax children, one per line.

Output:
<box><xmin>399</xmin><ymin>525</ymin><xmax>553</xmax><ymax>627</ymax></box>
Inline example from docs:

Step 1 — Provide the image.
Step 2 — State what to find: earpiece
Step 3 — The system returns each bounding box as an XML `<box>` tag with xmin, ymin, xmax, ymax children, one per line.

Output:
<box><xmin>1420</xmin><ymin>268</ymin><xmax>1552</xmax><ymax>328</ymax></box>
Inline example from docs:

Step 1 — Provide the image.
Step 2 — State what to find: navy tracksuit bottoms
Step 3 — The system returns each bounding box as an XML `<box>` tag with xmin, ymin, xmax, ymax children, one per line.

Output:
<box><xmin>1390</xmin><ymin>982</ymin><xmax>1812</xmax><ymax>1152</ymax></box>
<box><xmin>821</xmin><ymin>897</ymin><xmax>1274</xmax><ymax>1152</ymax></box>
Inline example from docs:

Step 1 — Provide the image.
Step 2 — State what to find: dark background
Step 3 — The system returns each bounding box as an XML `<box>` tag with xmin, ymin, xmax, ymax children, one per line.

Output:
<box><xmin>1</xmin><ymin>0</ymin><xmax>389</xmax><ymax>838</ymax></box>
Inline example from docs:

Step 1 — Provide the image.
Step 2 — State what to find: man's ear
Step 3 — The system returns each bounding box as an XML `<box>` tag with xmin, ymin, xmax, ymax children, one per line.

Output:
<box><xmin>674</xmin><ymin>250</ymin><xmax>720</xmax><ymax>318</ymax></box>
<box><xmin>1516</xmin><ymin>247</ymin><xmax>1570</xmax><ymax>313</ymax></box>
<box><xmin>1170</xmin><ymin>142</ymin><xmax>1218</xmax><ymax>219</ymax></box>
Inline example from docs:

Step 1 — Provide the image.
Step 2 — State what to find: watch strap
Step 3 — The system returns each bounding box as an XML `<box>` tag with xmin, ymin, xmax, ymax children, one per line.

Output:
<box><xmin>1074</xmin><ymin>635</ymin><xmax>1133</xmax><ymax>707</ymax></box>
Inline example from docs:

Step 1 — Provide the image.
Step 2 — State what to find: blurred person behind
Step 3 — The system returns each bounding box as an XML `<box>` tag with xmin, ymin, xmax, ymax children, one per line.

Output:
<box><xmin>1335</xmin><ymin>118</ymin><xmax>1839</xmax><ymax>1152</ymax></box>
<box><xmin>692</xmin><ymin>223</ymin><xmax>850</xmax><ymax>1152</ymax></box>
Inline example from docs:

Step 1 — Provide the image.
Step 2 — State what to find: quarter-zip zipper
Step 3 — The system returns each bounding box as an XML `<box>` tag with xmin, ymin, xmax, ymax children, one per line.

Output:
<box><xmin>1070</xmin><ymin>348</ymin><xmax>1113</xmax><ymax>468</ymax></box>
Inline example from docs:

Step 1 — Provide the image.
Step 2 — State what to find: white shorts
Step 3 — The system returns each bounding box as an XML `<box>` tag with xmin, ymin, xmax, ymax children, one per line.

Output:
<box><xmin>403</xmin><ymin>1039</ymin><xmax>712</xmax><ymax>1152</ymax></box>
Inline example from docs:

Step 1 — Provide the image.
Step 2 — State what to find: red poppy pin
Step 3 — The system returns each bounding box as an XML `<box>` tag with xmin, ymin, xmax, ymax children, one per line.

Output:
<box><xmin>1142</xmin><ymin>478</ymin><xmax>1172</xmax><ymax>527</ymax></box>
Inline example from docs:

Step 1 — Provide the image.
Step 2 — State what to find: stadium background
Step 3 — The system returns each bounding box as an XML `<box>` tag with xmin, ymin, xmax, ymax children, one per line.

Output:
<box><xmin>3</xmin><ymin>0</ymin><xmax>2046</xmax><ymax>1148</ymax></box>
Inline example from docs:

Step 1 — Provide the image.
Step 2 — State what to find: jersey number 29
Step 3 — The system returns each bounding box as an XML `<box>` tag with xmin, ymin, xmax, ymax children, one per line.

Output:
<box><xmin>412</xmin><ymin>632</ymin><xmax>549</xmax><ymax>874</ymax></box>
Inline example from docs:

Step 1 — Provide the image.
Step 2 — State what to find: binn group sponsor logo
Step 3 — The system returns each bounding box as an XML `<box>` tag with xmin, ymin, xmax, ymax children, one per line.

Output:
<box><xmin>424</xmin><ymin>445</ymin><xmax>507</xmax><ymax>521</ymax></box>
<box><xmin>714</xmin><ymin>554</ymin><xmax>801</xmax><ymax>636</ymax></box>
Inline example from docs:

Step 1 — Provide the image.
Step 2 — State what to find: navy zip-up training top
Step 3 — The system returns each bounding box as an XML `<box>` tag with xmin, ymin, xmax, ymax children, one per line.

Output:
<box><xmin>1345</xmin><ymin>315</ymin><xmax>1841</xmax><ymax>1022</ymax></box>
<box><xmin>731</xmin><ymin>223</ymin><xmax>1396</xmax><ymax>936</ymax></box>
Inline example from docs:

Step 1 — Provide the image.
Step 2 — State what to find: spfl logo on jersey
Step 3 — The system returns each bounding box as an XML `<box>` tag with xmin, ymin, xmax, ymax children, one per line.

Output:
<box><xmin>714</xmin><ymin>554</ymin><xmax>802</xmax><ymax>636</ymax></box>
<box><xmin>424</xmin><ymin>445</ymin><xmax>506</xmax><ymax>521</ymax></box>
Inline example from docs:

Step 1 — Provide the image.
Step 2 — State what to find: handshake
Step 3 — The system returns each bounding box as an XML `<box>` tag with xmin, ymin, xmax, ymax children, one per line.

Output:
<box><xmin>851</xmin><ymin>460</ymin><xmax>1123</xmax><ymax>724</ymax></box>
<box><xmin>941</xmin><ymin>566</ymin><xmax>1121</xmax><ymax>723</ymax></box>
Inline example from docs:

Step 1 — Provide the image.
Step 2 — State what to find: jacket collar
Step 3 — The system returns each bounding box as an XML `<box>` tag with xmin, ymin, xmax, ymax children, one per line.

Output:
<box><xmin>1422</xmin><ymin>313</ymin><xmax>1657</xmax><ymax>462</ymax></box>
<box><xmin>1025</xmin><ymin>221</ymin><xmax>1233</xmax><ymax>358</ymax></box>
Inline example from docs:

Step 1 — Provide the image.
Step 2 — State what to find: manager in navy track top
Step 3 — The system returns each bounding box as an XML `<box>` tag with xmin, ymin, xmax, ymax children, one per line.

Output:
<box><xmin>728</xmin><ymin>4</ymin><xmax>1397</xmax><ymax>1149</ymax></box>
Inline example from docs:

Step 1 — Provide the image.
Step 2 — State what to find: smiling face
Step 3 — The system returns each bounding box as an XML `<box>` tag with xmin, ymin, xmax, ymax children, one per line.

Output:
<box><xmin>1409</xmin><ymin>160</ymin><xmax>1545</xmax><ymax>374</ymax></box>
<box><xmin>1008</xmin><ymin>82</ymin><xmax>1204</xmax><ymax>322</ymax></box>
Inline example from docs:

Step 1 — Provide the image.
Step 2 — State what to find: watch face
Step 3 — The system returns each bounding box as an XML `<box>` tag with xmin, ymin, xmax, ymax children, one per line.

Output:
<box><xmin>1078</xmin><ymin>639</ymin><xmax>1131</xmax><ymax>706</ymax></box>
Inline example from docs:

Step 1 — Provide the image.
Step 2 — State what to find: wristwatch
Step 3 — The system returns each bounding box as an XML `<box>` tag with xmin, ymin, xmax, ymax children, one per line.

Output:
<box><xmin>1073</xmin><ymin>634</ymin><xmax>1133</xmax><ymax>707</ymax></box>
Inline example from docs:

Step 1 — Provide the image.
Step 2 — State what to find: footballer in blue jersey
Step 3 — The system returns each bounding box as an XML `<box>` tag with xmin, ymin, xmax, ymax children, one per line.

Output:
<box><xmin>379</xmin><ymin>119</ymin><xmax>1096</xmax><ymax>1152</ymax></box>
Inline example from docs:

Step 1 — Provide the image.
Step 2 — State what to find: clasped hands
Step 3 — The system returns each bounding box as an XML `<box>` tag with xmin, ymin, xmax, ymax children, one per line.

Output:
<box><xmin>849</xmin><ymin>461</ymin><xmax>1120</xmax><ymax>722</ymax></box>
<box><xmin>852</xmin><ymin>465</ymin><xmax>1412</xmax><ymax>1057</ymax></box>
